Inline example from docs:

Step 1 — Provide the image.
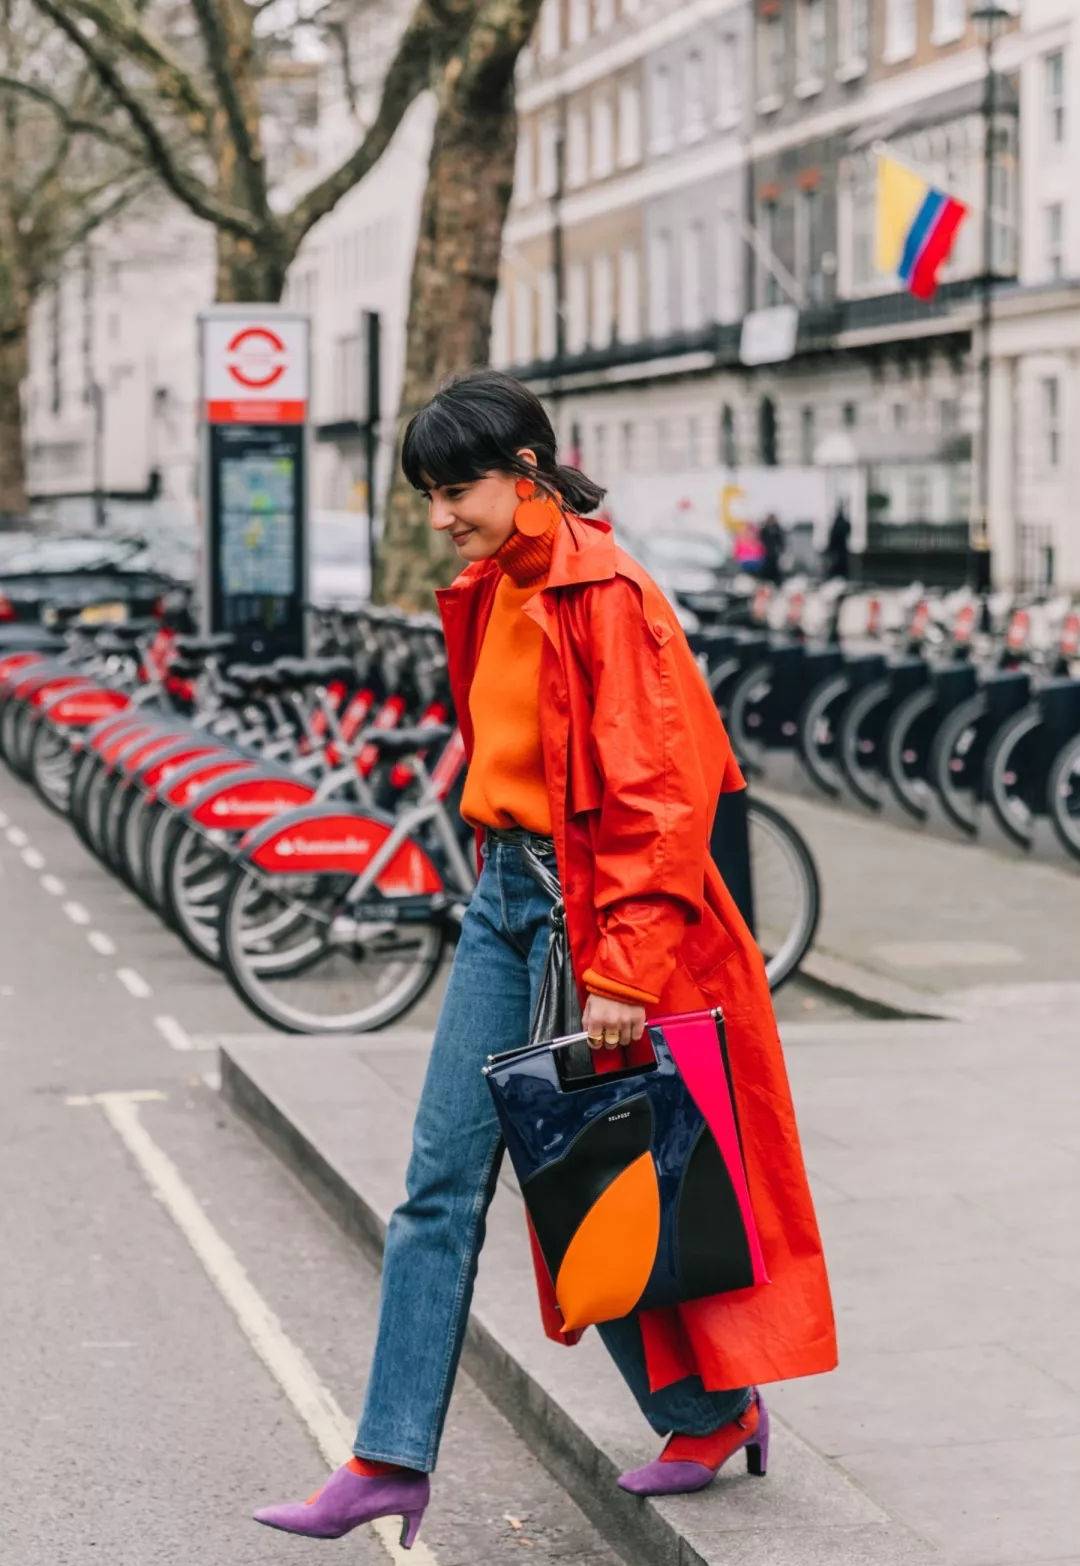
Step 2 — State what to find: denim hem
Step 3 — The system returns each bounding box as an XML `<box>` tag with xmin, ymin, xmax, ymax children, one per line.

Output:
<box><xmin>654</xmin><ymin>1386</ymin><xmax>754</xmax><ymax>1439</ymax></box>
<box><xmin>351</xmin><ymin>1443</ymin><xmax>434</xmax><ymax>1475</ymax></box>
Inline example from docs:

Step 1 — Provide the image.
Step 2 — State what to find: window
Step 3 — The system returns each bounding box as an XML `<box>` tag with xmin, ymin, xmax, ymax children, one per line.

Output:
<box><xmin>538</xmin><ymin>114</ymin><xmax>558</xmax><ymax>196</ymax></box>
<box><xmin>617</xmin><ymin>79</ymin><xmax>641</xmax><ymax>166</ymax></box>
<box><xmin>687</xmin><ymin>415</ymin><xmax>702</xmax><ymax>468</ymax></box>
<box><xmin>717</xmin><ymin>32</ymin><xmax>741</xmax><ymax>126</ymax></box>
<box><xmin>795</xmin><ymin>187</ymin><xmax>821</xmax><ymax>300</ymax></box>
<box><xmin>1045</xmin><ymin>52</ymin><xmax>1066</xmax><ymax>148</ymax></box>
<box><xmin>539</xmin><ymin>0</ymin><xmax>560</xmax><ymax>59</ymax></box>
<box><xmin>850</xmin><ymin>161</ymin><xmax>875</xmax><ymax>288</ymax></box>
<box><xmin>717</xmin><ymin>209</ymin><xmax>740</xmax><ymax>323</ymax></box>
<box><xmin>893</xmin><ymin>401</ymin><xmax>907</xmax><ymax>431</ymax></box>
<box><xmin>800</xmin><ymin>405</ymin><xmax>816</xmax><ymax>466</ymax></box>
<box><xmin>594</xmin><ymin>0</ymin><xmax>614</xmax><ymax>29</ymax></box>
<box><xmin>656</xmin><ymin>418</ymin><xmax>671</xmax><ymax>469</ymax></box>
<box><xmin>720</xmin><ymin>403</ymin><xmax>738</xmax><ymax>468</ymax></box>
<box><xmin>1046</xmin><ymin>203</ymin><xmax>1064</xmax><ymax>280</ymax></box>
<box><xmin>838</xmin><ymin>0</ymin><xmax>869</xmax><ymax>68</ymax></box>
<box><xmin>591</xmin><ymin>92</ymin><xmax>614</xmax><ymax>178</ymax></box>
<box><xmin>842</xmin><ymin>400</ymin><xmax>858</xmax><ymax>428</ymax></box>
<box><xmin>569</xmin><ymin>0</ymin><xmax>589</xmax><ymax>46</ymax></box>
<box><xmin>566</xmin><ymin>107</ymin><xmax>587</xmax><ymax>187</ymax></box>
<box><xmin>567</xmin><ymin>262</ymin><xmax>588</xmax><ymax>353</ymax></box>
<box><xmin>592</xmin><ymin>423</ymin><xmax>608</xmax><ymax>479</ymax></box>
<box><xmin>618</xmin><ymin>246</ymin><xmax>640</xmax><ymax>341</ymax></box>
<box><xmin>684</xmin><ymin>50</ymin><xmax>706</xmax><ymax>141</ymax></box>
<box><xmin>514</xmin><ymin>280</ymin><xmax>533</xmax><ymax>362</ymax></box>
<box><xmin>757</xmin><ymin>15</ymin><xmax>783</xmax><ymax>103</ymax></box>
<box><xmin>651</xmin><ymin>64</ymin><xmax>674</xmax><ymax>151</ymax></box>
<box><xmin>938</xmin><ymin>397</ymin><xmax>959</xmax><ymax>434</ymax></box>
<box><xmin>514</xmin><ymin>123</ymin><xmax>533</xmax><ymax>205</ymax></box>
<box><xmin>682</xmin><ymin>221</ymin><xmax>707</xmax><ymax>330</ymax></box>
<box><xmin>1039</xmin><ymin>375</ymin><xmax>1058</xmax><ymax>466</ymax></box>
<box><xmin>538</xmin><ymin>269</ymin><xmax>556</xmax><ymax>359</ymax></box>
<box><xmin>649</xmin><ymin>229</ymin><xmax>673</xmax><ymax>336</ymax></box>
<box><xmin>796</xmin><ymin>0</ymin><xmax>826</xmax><ymax>86</ymax></box>
<box><xmin>759</xmin><ymin>396</ymin><xmax>778</xmax><ymax>467</ymax></box>
<box><xmin>885</xmin><ymin>0</ymin><xmax>916</xmax><ymax>62</ymax></box>
<box><xmin>620</xmin><ymin>419</ymin><xmax>635</xmax><ymax>471</ymax></box>
<box><xmin>908</xmin><ymin>469</ymin><xmax>931</xmax><ymax>521</ymax></box>
<box><xmin>932</xmin><ymin>0</ymin><xmax>965</xmax><ymax>44</ymax></box>
<box><xmin>591</xmin><ymin>253</ymin><xmax>614</xmax><ymax>347</ymax></box>
<box><xmin>762</xmin><ymin>201</ymin><xmax>780</xmax><ymax>307</ymax></box>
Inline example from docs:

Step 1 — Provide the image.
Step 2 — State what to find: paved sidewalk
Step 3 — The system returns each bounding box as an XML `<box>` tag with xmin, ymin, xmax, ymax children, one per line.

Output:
<box><xmin>760</xmin><ymin>786</ymin><xmax>1079</xmax><ymax>1018</ymax></box>
<box><xmin>219</xmin><ymin>984</ymin><xmax>1080</xmax><ymax>1566</ymax></box>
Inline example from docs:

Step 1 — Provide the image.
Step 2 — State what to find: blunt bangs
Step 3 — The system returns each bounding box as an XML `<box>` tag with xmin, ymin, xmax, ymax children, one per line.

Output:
<box><xmin>401</xmin><ymin>397</ymin><xmax>512</xmax><ymax>494</ymax></box>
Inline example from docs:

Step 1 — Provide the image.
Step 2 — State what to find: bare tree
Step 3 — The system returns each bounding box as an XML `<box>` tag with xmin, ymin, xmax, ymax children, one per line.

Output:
<box><xmin>376</xmin><ymin>0</ymin><xmax>544</xmax><ymax>608</ymax></box>
<box><xmin>22</xmin><ymin>0</ymin><xmax>483</xmax><ymax>302</ymax></box>
<box><xmin>0</xmin><ymin>2</ymin><xmax>148</xmax><ymax>517</ymax></box>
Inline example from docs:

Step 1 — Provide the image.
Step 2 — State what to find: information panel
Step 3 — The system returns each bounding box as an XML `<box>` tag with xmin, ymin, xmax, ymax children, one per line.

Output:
<box><xmin>208</xmin><ymin>423</ymin><xmax>305</xmax><ymax>657</ymax></box>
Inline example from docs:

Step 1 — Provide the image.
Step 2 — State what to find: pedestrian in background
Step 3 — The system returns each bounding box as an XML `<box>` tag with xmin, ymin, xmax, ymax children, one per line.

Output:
<box><xmin>252</xmin><ymin>370</ymin><xmax>836</xmax><ymax>1550</ymax></box>
<box><xmin>823</xmin><ymin>501</ymin><xmax>851</xmax><ymax>580</ymax></box>
<box><xmin>758</xmin><ymin>512</ymin><xmax>785</xmax><ymax>585</ymax></box>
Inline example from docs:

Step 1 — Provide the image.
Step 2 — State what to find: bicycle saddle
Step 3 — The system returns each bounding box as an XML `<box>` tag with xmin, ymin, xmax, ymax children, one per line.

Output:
<box><xmin>175</xmin><ymin>633</ymin><xmax>235</xmax><ymax>657</ymax></box>
<box><xmin>363</xmin><ymin>723</ymin><xmax>453</xmax><ymax>759</ymax></box>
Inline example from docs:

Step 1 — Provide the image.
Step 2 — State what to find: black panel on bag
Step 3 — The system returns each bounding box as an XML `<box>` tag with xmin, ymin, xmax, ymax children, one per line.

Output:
<box><xmin>675</xmin><ymin>1122</ymin><xmax>755</xmax><ymax>1298</ymax></box>
<box><xmin>522</xmin><ymin>1094</ymin><xmax>654</xmax><ymax>1279</ymax></box>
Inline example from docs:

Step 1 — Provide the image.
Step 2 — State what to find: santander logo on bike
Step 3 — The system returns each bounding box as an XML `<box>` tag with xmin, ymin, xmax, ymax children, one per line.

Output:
<box><xmin>271</xmin><ymin>835</ymin><xmax>372</xmax><ymax>858</ymax></box>
<box><xmin>208</xmin><ymin>795</ymin><xmax>308</xmax><ymax>819</ymax></box>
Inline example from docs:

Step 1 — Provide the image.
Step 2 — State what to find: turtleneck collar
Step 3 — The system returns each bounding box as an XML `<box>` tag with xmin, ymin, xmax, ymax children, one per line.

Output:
<box><xmin>491</xmin><ymin>508</ymin><xmax>562</xmax><ymax>587</ymax></box>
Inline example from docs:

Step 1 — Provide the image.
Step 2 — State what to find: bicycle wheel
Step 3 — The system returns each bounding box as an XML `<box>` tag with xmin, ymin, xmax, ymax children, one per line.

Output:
<box><xmin>837</xmin><ymin>677</ymin><xmax>890</xmax><ymax>811</ymax></box>
<box><xmin>1047</xmin><ymin>729</ymin><xmax>1080</xmax><ymax>863</ymax></box>
<box><xmin>747</xmin><ymin>798</ymin><xmax>820</xmax><ymax>991</ymax></box>
<box><xmin>219</xmin><ymin>861</ymin><xmax>447</xmax><ymax>1033</ymax></box>
<box><xmin>796</xmin><ymin>672</ymin><xmax>849</xmax><ymax>799</ymax></box>
<box><xmin>983</xmin><ymin>703</ymin><xmax>1041</xmax><ymax>850</ymax></box>
<box><xmin>162</xmin><ymin>821</ymin><xmax>232</xmax><ymax>964</ymax></box>
<box><xmin>727</xmin><ymin>661</ymin><xmax>771</xmax><ymax>776</ymax></box>
<box><xmin>928</xmin><ymin>692</ymin><xmax>986</xmax><ymax>837</ymax></box>
<box><xmin>28</xmin><ymin>720</ymin><xmax>75</xmax><ymax>815</ymax></box>
<box><xmin>882</xmin><ymin>685</ymin><xmax>937</xmax><ymax>823</ymax></box>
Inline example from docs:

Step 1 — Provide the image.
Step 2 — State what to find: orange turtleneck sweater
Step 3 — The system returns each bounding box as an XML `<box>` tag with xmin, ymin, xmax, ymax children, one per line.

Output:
<box><xmin>459</xmin><ymin>510</ymin><xmax>659</xmax><ymax>1010</ymax></box>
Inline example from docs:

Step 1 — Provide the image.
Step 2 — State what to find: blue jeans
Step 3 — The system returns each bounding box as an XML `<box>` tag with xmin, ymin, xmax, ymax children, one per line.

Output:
<box><xmin>354</xmin><ymin>834</ymin><xmax>750</xmax><ymax>1471</ymax></box>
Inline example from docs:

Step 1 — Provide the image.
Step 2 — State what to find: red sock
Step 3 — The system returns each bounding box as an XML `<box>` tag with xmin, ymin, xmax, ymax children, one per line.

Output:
<box><xmin>661</xmin><ymin>1394</ymin><xmax>759</xmax><ymax>1469</ymax></box>
<box><xmin>347</xmin><ymin>1456</ymin><xmax>413</xmax><ymax>1479</ymax></box>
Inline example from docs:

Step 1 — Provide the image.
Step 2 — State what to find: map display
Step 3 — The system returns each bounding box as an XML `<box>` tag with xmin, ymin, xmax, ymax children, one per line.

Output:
<box><xmin>220</xmin><ymin>452</ymin><xmax>296</xmax><ymax>596</ymax></box>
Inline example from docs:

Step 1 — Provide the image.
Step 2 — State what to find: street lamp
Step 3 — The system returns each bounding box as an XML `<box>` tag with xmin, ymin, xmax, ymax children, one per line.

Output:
<box><xmin>969</xmin><ymin>2</ymin><xmax>1011</xmax><ymax>593</ymax></box>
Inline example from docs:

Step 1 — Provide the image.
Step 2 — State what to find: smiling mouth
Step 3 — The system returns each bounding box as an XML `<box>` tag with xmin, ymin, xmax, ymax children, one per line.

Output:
<box><xmin>450</xmin><ymin>530</ymin><xmax>474</xmax><ymax>543</ymax></box>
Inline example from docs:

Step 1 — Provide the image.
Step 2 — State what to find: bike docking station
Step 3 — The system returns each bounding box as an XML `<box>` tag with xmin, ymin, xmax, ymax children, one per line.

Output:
<box><xmin>197</xmin><ymin>306</ymin><xmax>311</xmax><ymax>661</ymax></box>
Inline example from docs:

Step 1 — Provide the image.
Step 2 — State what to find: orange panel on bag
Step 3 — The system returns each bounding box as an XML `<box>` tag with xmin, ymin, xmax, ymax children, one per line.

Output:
<box><xmin>555</xmin><ymin>1152</ymin><xmax>660</xmax><ymax>1331</ymax></box>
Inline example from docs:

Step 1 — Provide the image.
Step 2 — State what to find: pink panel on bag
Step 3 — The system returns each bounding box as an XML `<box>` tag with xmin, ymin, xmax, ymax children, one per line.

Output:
<box><xmin>660</xmin><ymin>1013</ymin><xmax>769</xmax><ymax>1286</ymax></box>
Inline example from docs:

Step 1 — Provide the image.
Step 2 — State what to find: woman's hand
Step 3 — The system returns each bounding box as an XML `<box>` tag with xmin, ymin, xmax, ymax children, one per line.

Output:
<box><xmin>583</xmin><ymin>990</ymin><xmax>646</xmax><ymax>1050</ymax></box>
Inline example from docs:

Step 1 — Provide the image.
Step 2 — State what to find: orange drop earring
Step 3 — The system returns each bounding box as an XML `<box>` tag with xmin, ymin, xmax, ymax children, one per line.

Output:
<box><xmin>513</xmin><ymin>476</ymin><xmax>563</xmax><ymax>537</ymax></box>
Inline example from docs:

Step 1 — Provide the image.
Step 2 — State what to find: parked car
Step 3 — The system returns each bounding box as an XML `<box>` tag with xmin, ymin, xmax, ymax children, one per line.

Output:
<box><xmin>0</xmin><ymin>532</ymin><xmax>188</xmax><ymax>626</ymax></box>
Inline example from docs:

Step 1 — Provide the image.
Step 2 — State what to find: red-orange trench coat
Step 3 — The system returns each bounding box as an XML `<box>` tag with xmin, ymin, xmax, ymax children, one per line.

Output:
<box><xmin>434</xmin><ymin>511</ymin><xmax>838</xmax><ymax>1395</ymax></box>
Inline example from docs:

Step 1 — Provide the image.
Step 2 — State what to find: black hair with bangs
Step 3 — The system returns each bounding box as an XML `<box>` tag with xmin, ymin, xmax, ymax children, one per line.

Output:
<box><xmin>400</xmin><ymin>368</ymin><xmax>606</xmax><ymax>515</ymax></box>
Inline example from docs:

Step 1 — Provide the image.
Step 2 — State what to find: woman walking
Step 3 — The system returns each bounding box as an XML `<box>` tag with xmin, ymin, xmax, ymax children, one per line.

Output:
<box><xmin>253</xmin><ymin>371</ymin><xmax>837</xmax><ymax>1548</ymax></box>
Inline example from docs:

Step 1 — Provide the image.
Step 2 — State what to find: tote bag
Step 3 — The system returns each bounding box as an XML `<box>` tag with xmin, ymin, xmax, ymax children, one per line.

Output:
<box><xmin>482</xmin><ymin>1007</ymin><xmax>768</xmax><ymax>1333</ymax></box>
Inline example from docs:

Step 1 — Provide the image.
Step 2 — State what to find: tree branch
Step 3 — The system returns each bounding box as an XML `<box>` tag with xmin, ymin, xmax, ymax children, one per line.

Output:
<box><xmin>0</xmin><ymin>71</ymin><xmax>145</xmax><ymax>160</ymax></box>
<box><xmin>28</xmin><ymin>0</ymin><xmax>262</xmax><ymax>239</ymax></box>
<box><xmin>55</xmin><ymin>0</ymin><xmax>214</xmax><ymax>132</ymax></box>
<box><xmin>189</xmin><ymin>0</ymin><xmax>269</xmax><ymax>219</ymax></box>
<box><xmin>285</xmin><ymin>0</ymin><xmax>474</xmax><ymax>248</ymax></box>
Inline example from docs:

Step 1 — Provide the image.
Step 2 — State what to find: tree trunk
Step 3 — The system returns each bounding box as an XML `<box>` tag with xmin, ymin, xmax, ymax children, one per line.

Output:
<box><xmin>214</xmin><ymin>225</ymin><xmax>289</xmax><ymax>303</ymax></box>
<box><xmin>0</xmin><ymin>317</ymin><xmax>28</xmax><ymax>519</ymax></box>
<box><xmin>376</xmin><ymin>2</ymin><xmax>542</xmax><ymax>609</ymax></box>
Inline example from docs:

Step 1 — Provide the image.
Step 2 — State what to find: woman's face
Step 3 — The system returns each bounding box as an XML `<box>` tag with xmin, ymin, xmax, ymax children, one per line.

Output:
<box><xmin>424</xmin><ymin>447</ymin><xmax>538</xmax><ymax>562</ymax></box>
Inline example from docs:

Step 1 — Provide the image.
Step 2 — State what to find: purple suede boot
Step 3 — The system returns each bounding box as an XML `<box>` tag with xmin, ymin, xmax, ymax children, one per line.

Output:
<box><xmin>618</xmin><ymin>1391</ymin><xmax>769</xmax><ymax>1498</ymax></box>
<box><xmin>253</xmin><ymin>1461</ymin><xmax>430</xmax><ymax>1548</ymax></box>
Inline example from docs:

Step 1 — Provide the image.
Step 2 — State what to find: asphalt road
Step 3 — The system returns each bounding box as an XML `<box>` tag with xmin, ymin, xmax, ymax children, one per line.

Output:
<box><xmin>0</xmin><ymin>767</ymin><xmax>628</xmax><ymax>1566</ymax></box>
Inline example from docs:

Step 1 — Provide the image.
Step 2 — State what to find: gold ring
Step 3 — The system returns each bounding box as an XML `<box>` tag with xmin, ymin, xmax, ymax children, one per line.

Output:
<box><xmin>586</xmin><ymin>1031</ymin><xmax>604</xmax><ymax>1043</ymax></box>
<box><xmin>603</xmin><ymin>1027</ymin><xmax>620</xmax><ymax>1043</ymax></box>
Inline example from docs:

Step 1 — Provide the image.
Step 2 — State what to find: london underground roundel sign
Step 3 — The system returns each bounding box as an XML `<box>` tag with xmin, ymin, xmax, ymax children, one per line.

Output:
<box><xmin>201</xmin><ymin>313</ymin><xmax>309</xmax><ymax>425</ymax></box>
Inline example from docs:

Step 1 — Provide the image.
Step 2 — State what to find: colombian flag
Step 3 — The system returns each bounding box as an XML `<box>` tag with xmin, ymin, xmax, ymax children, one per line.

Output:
<box><xmin>875</xmin><ymin>153</ymin><xmax>968</xmax><ymax>300</ymax></box>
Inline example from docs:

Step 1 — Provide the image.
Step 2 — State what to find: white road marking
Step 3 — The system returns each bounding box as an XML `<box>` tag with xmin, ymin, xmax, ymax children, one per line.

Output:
<box><xmin>41</xmin><ymin>873</ymin><xmax>65</xmax><ymax>896</ymax></box>
<box><xmin>88</xmin><ymin>930</ymin><xmax>117</xmax><ymax>957</ymax></box>
<box><xmin>5</xmin><ymin>825</ymin><xmax>27</xmax><ymax>847</ymax></box>
<box><xmin>21</xmin><ymin>846</ymin><xmax>45</xmax><ymax>870</ymax></box>
<box><xmin>0</xmin><ymin>809</ymin><xmax>8</xmax><ymax>827</ymax></box>
<box><xmin>116</xmin><ymin>967</ymin><xmax>152</xmax><ymax>999</ymax></box>
<box><xmin>70</xmin><ymin>1091</ymin><xmax>435</xmax><ymax>1566</ymax></box>
<box><xmin>154</xmin><ymin>1014</ymin><xmax>196</xmax><ymax>1053</ymax></box>
<box><xmin>63</xmin><ymin>901</ymin><xmax>91</xmax><ymax>926</ymax></box>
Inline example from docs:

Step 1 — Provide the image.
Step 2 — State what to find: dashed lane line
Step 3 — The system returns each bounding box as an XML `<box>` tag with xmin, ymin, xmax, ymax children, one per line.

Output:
<box><xmin>0</xmin><ymin>809</ymin><xmax>8</xmax><ymax>827</ymax></box>
<box><xmin>88</xmin><ymin>930</ymin><xmax>118</xmax><ymax>958</ymax></box>
<box><xmin>65</xmin><ymin>1091</ymin><xmax>436</xmax><ymax>1566</ymax></box>
<box><xmin>5</xmin><ymin>825</ymin><xmax>28</xmax><ymax>847</ymax></box>
<box><xmin>21</xmin><ymin>846</ymin><xmax>45</xmax><ymax>870</ymax></box>
<box><xmin>41</xmin><ymin>873</ymin><xmax>65</xmax><ymax>896</ymax></box>
<box><xmin>154</xmin><ymin>1014</ymin><xmax>199</xmax><ymax>1053</ymax></box>
<box><xmin>63</xmin><ymin>900</ymin><xmax>91</xmax><ymax>926</ymax></box>
<box><xmin>116</xmin><ymin>967</ymin><xmax>152</xmax><ymax>999</ymax></box>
